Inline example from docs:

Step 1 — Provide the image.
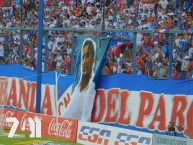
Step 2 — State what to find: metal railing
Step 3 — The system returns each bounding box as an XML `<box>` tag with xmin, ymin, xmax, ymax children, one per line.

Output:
<box><xmin>0</xmin><ymin>27</ymin><xmax>190</xmax><ymax>79</ymax></box>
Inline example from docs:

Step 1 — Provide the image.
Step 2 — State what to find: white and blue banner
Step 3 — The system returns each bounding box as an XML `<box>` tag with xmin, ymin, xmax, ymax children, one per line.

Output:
<box><xmin>61</xmin><ymin>36</ymin><xmax>110</xmax><ymax>121</ymax></box>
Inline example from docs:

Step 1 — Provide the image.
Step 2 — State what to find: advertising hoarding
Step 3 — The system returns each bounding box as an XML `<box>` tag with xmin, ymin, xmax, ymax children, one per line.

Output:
<box><xmin>152</xmin><ymin>134</ymin><xmax>193</xmax><ymax>145</ymax></box>
<box><xmin>77</xmin><ymin>121</ymin><xmax>153</xmax><ymax>145</ymax></box>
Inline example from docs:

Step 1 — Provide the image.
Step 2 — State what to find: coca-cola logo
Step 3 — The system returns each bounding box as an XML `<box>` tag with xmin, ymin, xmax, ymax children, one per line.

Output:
<box><xmin>0</xmin><ymin>111</ymin><xmax>15</xmax><ymax>127</ymax></box>
<box><xmin>20</xmin><ymin>114</ymin><xmax>43</xmax><ymax>131</ymax></box>
<box><xmin>48</xmin><ymin>118</ymin><xmax>73</xmax><ymax>138</ymax></box>
<box><xmin>48</xmin><ymin>118</ymin><xmax>58</xmax><ymax>136</ymax></box>
<box><xmin>58</xmin><ymin>119</ymin><xmax>73</xmax><ymax>138</ymax></box>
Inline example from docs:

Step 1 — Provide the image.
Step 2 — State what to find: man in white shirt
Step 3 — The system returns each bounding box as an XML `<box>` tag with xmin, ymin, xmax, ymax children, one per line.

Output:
<box><xmin>188</xmin><ymin>47</ymin><xmax>193</xmax><ymax>58</ymax></box>
<box><xmin>63</xmin><ymin>15</ymin><xmax>71</xmax><ymax>28</ymax></box>
<box><xmin>86</xmin><ymin>2</ymin><xmax>92</xmax><ymax>15</ymax></box>
<box><xmin>62</xmin><ymin>39</ymin><xmax>96</xmax><ymax>121</ymax></box>
<box><xmin>55</xmin><ymin>52</ymin><xmax>63</xmax><ymax>71</ymax></box>
<box><xmin>137</xmin><ymin>33</ymin><xmax>144</xmax><ymax>47</ymax></box>
<box><xmin>159</xmin><ymin>0</ymin><xmax>168</xmax><ymax>9</ymax></box>
<box><xmin>0</xmin><ymin>42</ymin><xmax>4</xmax><ymax>61</ymax></box>
<box><xmin>0</xmin><ymin>34</ymin><xmax>4</xmax><ymax>43</ymax></box>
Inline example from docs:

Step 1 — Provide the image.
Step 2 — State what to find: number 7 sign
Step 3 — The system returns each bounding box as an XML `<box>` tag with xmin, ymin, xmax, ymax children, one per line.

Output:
<box><xmin>6</xmin><ymin>117</ymin><xmax>42</xmax><ymax>138</ymax></box>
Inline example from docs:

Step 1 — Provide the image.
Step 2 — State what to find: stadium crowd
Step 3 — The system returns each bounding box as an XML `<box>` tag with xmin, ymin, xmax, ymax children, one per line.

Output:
<box><xmin>0</xmin><ymin>0</ymin><xmax>193</xmax><ymax>79</ymax></box>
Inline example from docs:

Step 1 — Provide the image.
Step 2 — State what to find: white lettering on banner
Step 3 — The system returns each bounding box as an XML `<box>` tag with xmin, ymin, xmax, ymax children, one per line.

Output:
<box><xmin>58</xmin><ymin>86</ymin><xmax>72</xmax><ymax>116</ymax></box>
<box><xmin>77</xmin><ymin>121</ymin><xmax>153</xmax><ymax>145</ymax></box>
<box><xmin>48</xmin><ymin>118</ymin><xmax>73</xmax><ymax>138</ymax></box>
<box><xmin>58</xmin><ymin>120</ymin><xmax>73</xmax><ymax>138</ymax></box>
<box><xmin>48</xmin><ymin>118</ymin><xmax>58</xmax><ymax>136</ymax></box>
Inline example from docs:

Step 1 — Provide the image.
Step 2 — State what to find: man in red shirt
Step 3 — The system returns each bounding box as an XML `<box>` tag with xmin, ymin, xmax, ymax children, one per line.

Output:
<box><xmin>172</xmin><ymin>66</ymin><xmax>179</xmax><ymax>79</ymax></box>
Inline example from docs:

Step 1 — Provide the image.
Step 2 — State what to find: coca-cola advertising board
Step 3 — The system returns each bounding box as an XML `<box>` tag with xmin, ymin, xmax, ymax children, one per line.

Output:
<box><xmin>2</xmin><ymin>109</ymin><xmax>77</xmax><ymax>142</ymax></box>
<box><xmin>40</xmin><ymin>114</ymin><xmax>77</xmax><ymax>141</ymax></box>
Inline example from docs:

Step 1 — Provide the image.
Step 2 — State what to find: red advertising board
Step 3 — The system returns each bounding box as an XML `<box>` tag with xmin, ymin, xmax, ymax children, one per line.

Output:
<box><xmin>41</xmin><ymin>115</ymin><xmax>77</xmax><ymax>141</ymax></box>
<box><xmin>1</xmin><ymin>108</ymin><xmax>18</xmax><ymax>129</ymax></box>
<box><xmin>2</xmin><ymin>109</ymin><xmax>78</xmax><ymax>142</ymax></box>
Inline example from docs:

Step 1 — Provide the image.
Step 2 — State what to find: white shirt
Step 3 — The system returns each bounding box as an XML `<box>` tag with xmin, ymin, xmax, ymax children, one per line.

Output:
<box><xmin>67</xmin><ymin>47</ymin><xmax>72</xmax><ymax>55</ymax></box>
<box><xmin>188</xmin><ymin>47</ymin><xmax>193</xmax><ymax>57</ymax></box>
<box><xmin>49</xmin><ymin>22</ymin><xmax>55</xmax><ymax>28</ymax></box>
<box><xmin>81</xmin><ymin>0</ymin><xmax>86</xmax><ymax>5</ymax></box>
<box><xmin>48</xmin><ymin>40</ymin><xmax>53</xmax><ymax>50</ymax></box>
<box><xmin>55</xmin><ymin>55</ymin><xmax>62</xmax><ymax>67</ymax></box>
<box><xmin>151</xmin><ymin>52</ymin><xmax>159</xmax><ymax>62</ymax></box>
<box><xmin>137</xmin><ymin>33</ymin><xmax>144</xmax><ymax>46</ymax></box>
<box><xmin>52</xmin><ymin>41</ymin><xmax>58</xmax><ymax>53</ymax></box>
<box><xmin>23</xmin><ymin>34</ymin><xmax>28</xmax><ymax>40</ymax></box>
<box><xmin>61</xmin><ymin>80</ymin><xmax>96</xmax><ymax>121</ymax></box>
<box><xmin>0</xmin><ymin>36</ymin><xmax>4</xmax><ymax>43</ymax></box>
<box><xmin>159</xmin><ymin>0</ymin><xmax>168</xmax><ymax>9</ymax></box>
<box><xmin>63</xmin><ymin>19</ymin><xmax>71</xmax><ymax>27</ymax></box>
<box><xmin>58</xmin><ymin>1</ymin><xmax>64</xmax><ymax>8</ymax></box>
<box><xmin>86</xmin><ymin>6</ymin><xmax>92</xmax><ymax>15</ymax></box>
<box><xmin>0</xmin><ymin>44</ymin><xmax>4</xmax><ymax>57</ymax></box>
<box><xmin>87</xmin><ymin>0</ymin><xmax>94</xmax><ymax>3</ymax></box>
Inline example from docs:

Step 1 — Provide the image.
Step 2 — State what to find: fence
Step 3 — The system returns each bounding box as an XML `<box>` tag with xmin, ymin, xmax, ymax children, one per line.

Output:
<box><xmin>0</xmin><ymin>27</ymin><xmax>192</xmax><ymax>80</ymax></box>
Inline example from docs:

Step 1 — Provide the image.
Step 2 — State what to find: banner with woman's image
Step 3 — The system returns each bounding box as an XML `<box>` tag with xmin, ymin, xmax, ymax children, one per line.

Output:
<box><xmin>61</xmin><ymin>36</ymin><xmax>110</xmax><ymax>122</ymax></box>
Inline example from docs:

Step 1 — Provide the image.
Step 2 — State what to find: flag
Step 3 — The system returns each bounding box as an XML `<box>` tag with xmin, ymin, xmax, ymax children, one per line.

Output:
<box><xmin>61</xmin><ymin>35</ymin><xmax>110</xmax><ymax>121</ymax></box>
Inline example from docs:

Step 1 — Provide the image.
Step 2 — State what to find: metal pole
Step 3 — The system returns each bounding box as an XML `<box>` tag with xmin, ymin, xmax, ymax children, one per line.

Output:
<box><xmin>132</xmin><ymin>32</ymin><xmax>137</xmax><ymax>74</ymax></box>
<box><xmin>19</xmin><ymin>0</ymin><xmax>23</xmax><ymax>65</ymax></box>
<box><xmin>44</xmin><ymin>31</ymin><xmax>48</xmax><ymax>72</ymax></box>
<box><xmin>169</xmin><ymin>33</ymin><xmax>174</xmax><ymax>79</ymax></box>
<box><xmin>71</xmin><ymin>32</ymin><xmax>75</xmax><ymax>73</ymax></box>
<box><xmin>36</xmin><ymin>0</ymin><xmax>44</xmax><ymax>113</ymax></box>
<box><xmin>102</xmin><ymin>0</ymin><xmax>105</xmax><ymax>36</ymax></box>
<box><xmin>19</xmin><ymin>31</ymin><xmax>23</xmax><ymax>65</ymax></box>
<box><xmin>20</xmin><ymin>0</ymin><xmax>23</xmax><ymax>26</ymax></box>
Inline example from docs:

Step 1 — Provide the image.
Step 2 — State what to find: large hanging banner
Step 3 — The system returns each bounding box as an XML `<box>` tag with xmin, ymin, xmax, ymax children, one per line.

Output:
<box><xmin>1</xmin><ymin>66</ymin><xmax>193</xmax><ymax>139</ymax></box>
<box><xmin>90</xmin><ymin>74</ymin><xmax>193</xmax><ymax>140</ymax></box>
<box><xmin>60</xmin><ymin>36</ymin><xmax>110</xmax><ymax>122</ymax></box>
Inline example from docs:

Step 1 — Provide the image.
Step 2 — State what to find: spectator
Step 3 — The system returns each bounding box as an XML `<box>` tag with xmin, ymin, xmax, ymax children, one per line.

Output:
<box><xmin>103</xmin><ymin>61</ymin><xmax>111</xmax><ymax>75</ymax></box>
<box><xmin>0</xmin><ymin>42</ymin><xmax>4</xmax><ymax>61</ymax></box>
<box><xmin>0</xmin><ymin>0</ymin><xmax>192</xmax><ymax>79</ymax></box>
<box><xmin>55</xmin><ymin>51</ymin><xmax>62</xmax><ymax>71</ymax></box>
